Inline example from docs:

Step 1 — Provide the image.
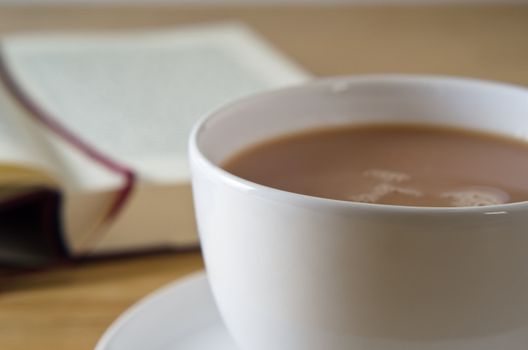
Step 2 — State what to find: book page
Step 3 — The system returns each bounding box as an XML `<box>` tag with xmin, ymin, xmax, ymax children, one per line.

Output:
<box><xmin>0</xmin><ymin>84</ymin><xmax>59</xmax><ymax>179</ymax></box>
<box><xmin>1</xmin><ymin>23</ymin><xmax>310</xmax><ymax>255</ymax></box>
<box><xmin>0</xmin><ymin>77</ymin><xmax>118</xmax><ymax>191</ymax></box>
<box><xmin>1</xmin><ymin>23</ymin><xmax>309</xmax><ymax>186</ymax></box>
<box><xmin>0</xmin><ymin>106</ymin><xmax>28</xmax><ymax>163</ymax></box>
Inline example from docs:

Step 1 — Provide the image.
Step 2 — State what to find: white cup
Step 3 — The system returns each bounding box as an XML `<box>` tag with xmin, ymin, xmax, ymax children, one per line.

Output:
<box><xmin>189</xmin><ymin>75</ymin><xmax>528</xmax><ymax>350</ymax></box>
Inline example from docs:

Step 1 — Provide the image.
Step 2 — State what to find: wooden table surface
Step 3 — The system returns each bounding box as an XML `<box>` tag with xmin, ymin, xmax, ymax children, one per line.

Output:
<box><xmin>1</xmin><ymin>4</ymin><xmax>528</xmax><ymax>350</ymax></box>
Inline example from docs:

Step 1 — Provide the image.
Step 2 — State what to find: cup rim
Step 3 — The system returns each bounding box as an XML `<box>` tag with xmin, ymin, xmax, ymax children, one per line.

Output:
<box><xmin>189</xmin><ymin>74</ymin><xmax>528</xmax><ymax>214</ymax></box>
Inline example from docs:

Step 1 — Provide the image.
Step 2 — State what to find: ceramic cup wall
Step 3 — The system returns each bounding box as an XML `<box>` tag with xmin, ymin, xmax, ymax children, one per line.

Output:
<box><xmin>189</xmin><ymin>75</ymin><xmax>528</xmax><ymax>350</ymax></box>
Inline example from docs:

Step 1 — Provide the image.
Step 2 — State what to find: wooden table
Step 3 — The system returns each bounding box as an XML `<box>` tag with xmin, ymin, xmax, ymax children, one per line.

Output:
<box><xmin>1</xmin><ymin>4</ymin><xmax>527</xmax><ymax>350</ymax></box>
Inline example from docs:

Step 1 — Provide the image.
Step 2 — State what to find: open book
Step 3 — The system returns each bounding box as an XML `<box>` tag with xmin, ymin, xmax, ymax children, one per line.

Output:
<box><xmin>0</xmin><ymin>23</ymin><xmax>308</xmax><ymax>267</ymax></box>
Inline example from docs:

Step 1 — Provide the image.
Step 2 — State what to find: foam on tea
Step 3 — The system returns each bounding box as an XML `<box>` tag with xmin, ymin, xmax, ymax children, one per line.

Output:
<box><xmin>222</xmin><ymin>124</ymin><xmax>528</xmax><ymax>207</ymax></box>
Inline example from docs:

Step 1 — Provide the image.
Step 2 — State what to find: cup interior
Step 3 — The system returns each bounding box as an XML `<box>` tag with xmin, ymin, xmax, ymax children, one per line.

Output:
<box><xmin>195</xmin><ymin>74</ymin><xmax>528</xmax><ymax>174</ymax></box>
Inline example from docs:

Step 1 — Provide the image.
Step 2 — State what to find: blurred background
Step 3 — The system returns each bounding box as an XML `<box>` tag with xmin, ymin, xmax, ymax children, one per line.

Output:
<box><xmin>1</xmin><ymin>0</ymin><xmax>527</xmax><ymax>82</ymax></box>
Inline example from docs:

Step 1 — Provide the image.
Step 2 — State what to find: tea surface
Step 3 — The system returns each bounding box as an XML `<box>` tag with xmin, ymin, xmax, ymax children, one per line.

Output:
<box><xmin>223</xmin><ymin>124</ymin><xmax>528</xmax><ymax>207</ymax></box>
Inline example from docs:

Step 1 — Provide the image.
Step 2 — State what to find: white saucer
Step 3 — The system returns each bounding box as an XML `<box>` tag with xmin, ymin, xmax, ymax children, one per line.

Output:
<box><xmin>95</xmin><ymin>272</ymin><xmax>239</xmax><ymax>350</ymax></box>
